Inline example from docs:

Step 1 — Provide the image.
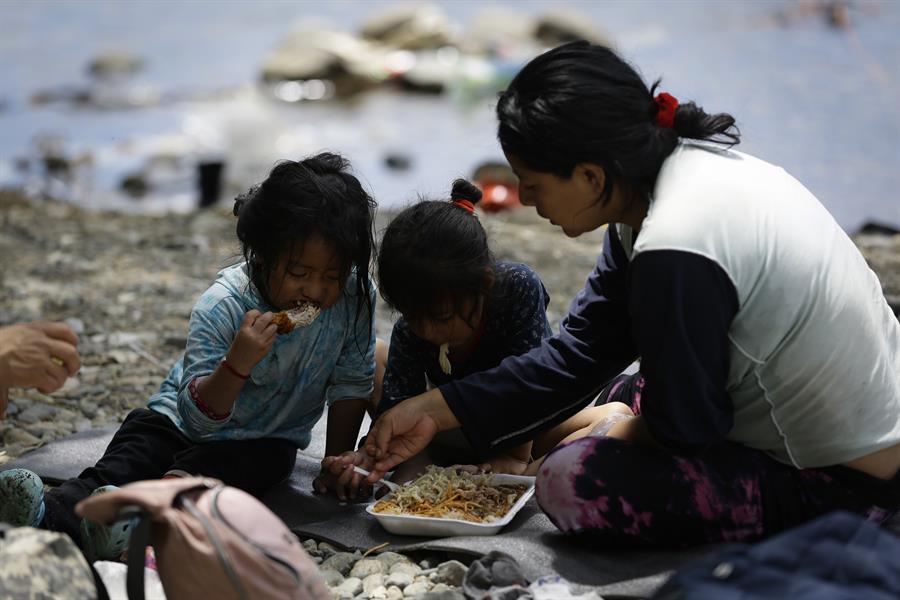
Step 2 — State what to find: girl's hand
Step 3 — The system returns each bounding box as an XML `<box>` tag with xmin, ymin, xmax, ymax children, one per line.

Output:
<box><xmin>478</xmin><ymin>454</ymin><xmax>529</xmax><ymax>475</ymax></box>
<box><xmin>226</xmin><ymin>310</ymin><xmax>277</xmax><ymax>375</ymax></box>
<box><xmin>314</xmin><ymin>451</ymin><xmax>373</xmax><ymax>501</ymax></box>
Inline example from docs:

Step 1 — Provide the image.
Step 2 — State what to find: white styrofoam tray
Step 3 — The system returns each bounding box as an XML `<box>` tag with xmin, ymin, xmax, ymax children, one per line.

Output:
<box><xmin>366</xmin><ymin>474</ymin><xmax>536</xmax><ymax>537</ymax></box>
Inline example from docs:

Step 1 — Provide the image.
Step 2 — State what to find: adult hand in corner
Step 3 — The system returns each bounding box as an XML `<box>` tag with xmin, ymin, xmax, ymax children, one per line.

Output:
<box><xmin>0</xmin><ymin>321</ymin><xmax>81</xmax><ymax>413</ymax></box>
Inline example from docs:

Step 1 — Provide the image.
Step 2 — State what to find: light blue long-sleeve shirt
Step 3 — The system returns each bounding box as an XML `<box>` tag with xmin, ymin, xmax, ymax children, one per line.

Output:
<box><xmin>147</xmin><ymin>263</ymin><xmax>375</xmax><ymax>448</ymax></box>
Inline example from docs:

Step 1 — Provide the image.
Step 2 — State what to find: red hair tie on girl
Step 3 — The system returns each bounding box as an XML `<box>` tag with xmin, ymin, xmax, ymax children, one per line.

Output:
<box><xmin>654</xmin><ymin>92</ymin><xmax>679</xmax><ymax>129</ymax></box>
<box><xmin>453</xmin><ymin>198</ymin><xmax>476</xmax><ymax>214</ymax></box>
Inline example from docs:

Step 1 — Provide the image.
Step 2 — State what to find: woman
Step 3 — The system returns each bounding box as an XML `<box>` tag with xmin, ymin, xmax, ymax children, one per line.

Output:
<box><xmin>360</xmin><ymin>41</ymin><xmax>900</xmax><ymax>547</ymax></box>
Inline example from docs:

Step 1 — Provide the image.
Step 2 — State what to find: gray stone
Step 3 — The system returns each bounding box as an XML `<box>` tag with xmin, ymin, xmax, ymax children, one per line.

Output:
<box><xmin>302</xmin><ymin>538</ymin><xmax>320</xmax><ymax>556</ymax></box>
<box><xmin>434</xmin><ymin>561</ymin><xmax>467</xmax><ymax>587</ymax></box>
<box><xmin>351</xmin><ymin>558</ymin><xmax>385</xmax><ymax>579</ymax></box>
<box><xmin>318</xmin><ymin>541</ymin><xmax>340</xmax><ymax>558</ymax></box>
<box><xmin>385</xmin><ymin>587</ymin><xmax>404</xmax><ymax>600</ymax></box>
<box><xmin>421</xmin><ymin>590</ymin><xmax>465</xmax><ymax>600</ymax></box>
<box><xmin>402</xmin><ymin>581</ymin><xmax>431</xmax><ymax>597</ymax></box>
<box><xmin>366</xmin><ymin>585</ymin><xmax>389</xmax><ymax>599</ymax></box>
<box><xmin>64</xmin><ymin>317</ymin><xmax>85</xmax><ymax>334</ymax></box>
<box><xmin>385</xmin><ymin>572</ymin><xmax>413</xmax><ymax>589</ymax></box>
<box><xmin>428</xmin><ymin>584</ymin><xmax>454</xmax><ymax>594</ymax></box>
<box><xmin>323</xmin><ymin>551</ymin><xmax>363</xmax><ymax>576</ymax></box>
<box><xmin>375</xmin><ymin>552</ymin><xmax>409</xmax><ymax>570</ymax></box>
<box><xmin>334</xmin><ymin>577</ymin><xmax>363</xmax><ymax>598</ymax></box>
<box><xmin>321</xmin><ymin>568</ymin><xmax>345</xmax><ymax>587</ymax></box>
<box><xmin>390</xmin><ymin>562</ymin><xmax>421</xmax><ymax>577</ymax></box>
<box><xmin>16</xmin><ymin>404</ymin><xmax>57</xmax><ymax>424</ymax></box>
<box><xmin>362</xmin><ymin>573</ymin><xmax>386</xmax><ymax>593</ymax></box>
<box><xmin>3</xmin><ymin>428</ymin><xmax>41</xmax><ymax>446</ymax></box>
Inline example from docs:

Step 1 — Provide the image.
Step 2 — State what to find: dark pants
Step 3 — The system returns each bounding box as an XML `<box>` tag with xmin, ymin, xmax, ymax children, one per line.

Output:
<box><xmin>42</xmin><ymin>408</ymin><xmax>297</xmax><ymax>547</ymax></box>
<box><xmin>534</xmin><ymin>373</ymin><xmax>900</xmax><ymax>548</ymax></box>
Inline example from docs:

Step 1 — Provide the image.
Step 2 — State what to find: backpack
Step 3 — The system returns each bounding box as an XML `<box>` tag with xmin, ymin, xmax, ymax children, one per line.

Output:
<box><xmin>77</xmin><ymin>477</ymin><xmax>330</xmax><ymax>600</ymax></box>
<box><xmin>0</xmin><ymin>523</ymin><xmax>103</xmax><ymax>599</ymax></box>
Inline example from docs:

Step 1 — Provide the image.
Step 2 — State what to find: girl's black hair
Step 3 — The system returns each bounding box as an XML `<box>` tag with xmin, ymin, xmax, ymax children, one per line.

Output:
<box><xmin>233</xmin><ymin>152</ymin><xmax>376</xmax><ymax>348</ymax></box>
<box><xmin>378</xmin><ymin>179</ymin><xmax>492</xmax><ymax>325</ymax></box>
<box><xmin>497</xmin><ymin>40</ymin><xmax>740</xmax><ymax>203</ymax></box>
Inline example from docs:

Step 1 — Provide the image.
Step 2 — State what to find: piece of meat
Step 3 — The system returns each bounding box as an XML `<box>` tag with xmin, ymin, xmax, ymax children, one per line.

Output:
<box><xmin>272</xmin><ymin>302</ymin><xmax>321</xmax><ymax>334</ymax></box>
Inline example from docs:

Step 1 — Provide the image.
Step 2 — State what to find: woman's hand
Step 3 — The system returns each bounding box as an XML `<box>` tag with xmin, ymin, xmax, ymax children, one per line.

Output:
<box><xmin>0</xmin><ymin>321</ymin><xmax>80</xmax><ymax>396</ymax></box>
<box><xmin>364</xmin><ymin>388</ymin><xmax>459</xmax><ymax>481</ymax></box>
<box><xmin>226</xmin><ymin>310</ymin><xmax>277</xmax><ymax>375</ymax></box>
<box><xmin>314</xmin><ymin>451</ymin><xmax>373</xmax><ymax>501</ymax></box>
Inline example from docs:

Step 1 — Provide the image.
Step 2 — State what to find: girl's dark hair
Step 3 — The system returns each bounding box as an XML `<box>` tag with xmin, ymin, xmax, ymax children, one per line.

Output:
<box><xmin>233</xmin><ymin>152</ymin><xmax>376</xmax><ymax>347</ymax></box>
<box><xmin>497</xmin><ymin>40</ymin><xmax>740</xmax><ymax>203</ymax></box>
<box><xmin>378</xmin><ymin>179</ymin><xmax>492</xmax><ymax>324</ymax></box>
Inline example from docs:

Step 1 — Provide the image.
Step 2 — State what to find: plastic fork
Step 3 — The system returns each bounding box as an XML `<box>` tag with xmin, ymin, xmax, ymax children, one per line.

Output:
<box><xmin>352</xmin><ymin>466</ymin><xmax>401</xmax><ymax>493</ymax></box>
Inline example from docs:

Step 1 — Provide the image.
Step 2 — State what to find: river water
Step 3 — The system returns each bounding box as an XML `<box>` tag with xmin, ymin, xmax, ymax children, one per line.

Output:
<box><xmin>0</xmin><ymin>0</ymin><xmax>897</xmax><ymax>230</ymax></box>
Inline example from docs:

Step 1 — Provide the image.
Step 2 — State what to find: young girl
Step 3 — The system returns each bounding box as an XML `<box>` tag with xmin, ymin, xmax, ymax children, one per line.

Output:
<box><xmin>322</xmin><ymin>179</ymin><xmax>630</xmax><ymax>499</ymax></box>
<box><xmin>363</xmin><ymin>41</ymin><xmax>900</xmax><ymax>547</ymax></box>
<box><xmin>0</xmin><ymin>152</ymin><xmax>377</xmax><ymax>560</ymax></box>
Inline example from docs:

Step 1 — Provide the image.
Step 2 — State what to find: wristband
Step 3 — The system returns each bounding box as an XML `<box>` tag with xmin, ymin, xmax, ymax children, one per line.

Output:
<box><xmin>188</xmin><ymin>378</ymin><xmax>230</xmax><ymax>420</ymax></box>
<box><xmin>220</xmin><ymin>357</ymin><xmax>250</xmax><ymax>380</ymax></box>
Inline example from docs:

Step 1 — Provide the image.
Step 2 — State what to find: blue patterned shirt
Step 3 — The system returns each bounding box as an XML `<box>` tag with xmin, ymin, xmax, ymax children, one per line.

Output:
<box><xmin>377</xmin><ymin>262</ymin><xmax>550</xmax><ymax>417</ymax></box>
<box><xmin>148</xmin><ymin>263</ymin><xmax>376</xmax><ymax>448</ymax></box>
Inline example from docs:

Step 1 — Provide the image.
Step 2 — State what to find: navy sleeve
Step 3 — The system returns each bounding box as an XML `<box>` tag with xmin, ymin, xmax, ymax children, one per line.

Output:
<box><xmin>441</xmin><ymin>227</ymin><xmax>639</xmax><ymax>456</ymax></box>
<box><xmin>498</xmin><ymin>265</ymin><xmax>553</xmax><ymax>355</ymax></box>
<box><xmin>376</xmin><ymin>320</ymin><xmax>428</xmax><ymax>418</ymax></box>
<box><xmin>627</xmin><ymin>250</ymin><xmax>739</xmax><ymax>451</ymax></box>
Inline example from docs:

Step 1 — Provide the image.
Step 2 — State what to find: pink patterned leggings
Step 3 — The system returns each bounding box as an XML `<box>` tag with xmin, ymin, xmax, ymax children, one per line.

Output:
<box><xmin>535</xmin><ymin>374</ymin><xmax>900</xmax><ymax>548</ymax></box>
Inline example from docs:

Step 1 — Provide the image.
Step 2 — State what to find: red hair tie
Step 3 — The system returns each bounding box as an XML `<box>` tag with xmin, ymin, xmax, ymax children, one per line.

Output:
<box><xmin>654</xmin><ymin>92</ymin><xmax>679</xmax><ymax>129</ymax></box>
<box><xmin>452</xmin><ymin>198</ymin><xmax>475</xmax><ymax>214</ymax></box>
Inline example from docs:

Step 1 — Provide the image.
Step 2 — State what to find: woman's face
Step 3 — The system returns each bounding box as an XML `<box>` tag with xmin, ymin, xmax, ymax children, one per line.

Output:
<box><xmin>506</xmin><ymin>153</ymin><xmax>615</xmax><ymax>237</ymax></box>
<box><xmin>267</xmin><ymin>233</ymin><xmax>344</xmax><ymax>311</ymax></box>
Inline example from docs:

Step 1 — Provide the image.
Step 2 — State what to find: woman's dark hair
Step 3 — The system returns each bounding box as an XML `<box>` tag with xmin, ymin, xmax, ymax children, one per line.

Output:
<box><xmin>497</xmin><ymin>40</ymin><xmax>740</xmax><ymax>203</ymax></box>
<box><xmin>378</xmin><ymin>179</ymin><xmax>492</xmax><ymax>325</ymax></box>
<box><xmin>233</xmin><ymin>152</ymin><xmax>376</xmax><ymax>347</ymax></box>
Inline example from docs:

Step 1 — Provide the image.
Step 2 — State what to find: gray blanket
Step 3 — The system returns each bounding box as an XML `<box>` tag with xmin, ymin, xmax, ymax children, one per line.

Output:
<box><xmin>17</xmin><ymin>417</ymin><xmax>894</xmax><ymax>598</ymax></box>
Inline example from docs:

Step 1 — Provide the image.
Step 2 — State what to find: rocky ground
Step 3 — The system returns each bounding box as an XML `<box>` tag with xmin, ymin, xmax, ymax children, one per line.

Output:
<box><xmin>1</xmin><ymin>190</ymin><xmax>898</xmax><ymax>463</ymax></box>
<box><xmin>301</xmin><ymin>540</ymin><xmax>470</xmax><ymax>600</ymax></box>
<box><xmin>1</xmin><ymin>190</ymin><xmax>898</xmax><ymax>598</ymax></box>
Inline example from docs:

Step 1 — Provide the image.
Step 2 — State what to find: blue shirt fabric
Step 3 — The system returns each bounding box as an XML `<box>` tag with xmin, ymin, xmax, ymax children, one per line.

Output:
<box><xmin>148</xmin><ymin>263</ymin><xmax>376</xmax><ymax>449</ymax></box>
<box><xmin>440</xmin><ymin>227</ymin><xmax>739</xmax><ymax>455</ymax></box>
<box><xmin>377</xmin><ymin>262</ymin><xmax>551</xmax><ymax>417</ymax></box>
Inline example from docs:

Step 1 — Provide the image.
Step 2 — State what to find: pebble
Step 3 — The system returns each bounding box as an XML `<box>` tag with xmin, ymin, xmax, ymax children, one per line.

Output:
<box><xmin>402</xmin><ymin>581</ymin><xmax>430</xmax><ymax>597</ymax></box>
<box><xmin>362</xmin><ymin>573</ymin><xmax>385</xmax><ymax>593</ymax></box>
<box><xmin>16</xmin><ymin>403</ymin><xmax>57</xmax><ymax>424</ymax></box>
<box><xmin>318</xmin><ymin>541</ymin><xmax>340</xmax><ymax>558</ymax></box>
<box><xmin>390</xmin><ymin>562</ymin><xmax>421</xmax><ymax>577</ymax></box>
<box><xmin>422</xmin><ymin>591</ymin><xmax>465</xmax><ymax>600</ymax></box>
<box><xmin>321</xmin><ymin>568</ymin><xmax>345</xmax><ymax>587</ymax></box>
<box><xmin>385</xmin><ymin>572</ymin><xmax>413</xmax><ymax>589</ymax></box>
<box><xmin>323</xmin><ymin>551</ymin><xmax>364</xmax><ymax>576</ymax></box>
<box><xmin>3</xmin><ymin>428</ymin><xmax>41</xmax><ymax>446</ymax></box>
<box><xmin>350</xmin><ymin>558</ymin><xmax>385</xmax><ymax>579</ymax></box>
<box><xmin>434</xmin><ymin>561</ymin><xmax>467</xmax><ymax>587</ymax></box>
<box><xmin>375</xmin><ymin>552</ymin><xmax>409</xmax><ymax>570</ymax></box>
<box><xmin>334</xmin><ymin>577</ymin><xmax>363</xmax><ymax>598</ymax></box>
<box><xmin>385</xmin><ymin>587</ymin><xmax>404</xmax><ymax>600</ymax></box>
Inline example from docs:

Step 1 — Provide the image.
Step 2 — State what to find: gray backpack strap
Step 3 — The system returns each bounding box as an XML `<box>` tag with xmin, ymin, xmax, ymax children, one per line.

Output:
<box><xmin>123</xmin><ymin>508</ymin><xmax>152</xmax><ymax>600</ymax></box>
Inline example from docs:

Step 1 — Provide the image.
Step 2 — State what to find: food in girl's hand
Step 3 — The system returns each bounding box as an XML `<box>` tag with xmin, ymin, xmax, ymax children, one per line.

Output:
<box><xmin>372</xmin><ymin>466</ymin><xmax>527</xmax><ymax>523</ymax></box>
<box><xmin>272</xmin><ymin>301</ymin><xmax>321</xmax><ymax>334</ymax></box>
<box><xmin>438</xmin><ymin>342</ymin><xmax>451</xmax><ymax>375</ymax></box>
